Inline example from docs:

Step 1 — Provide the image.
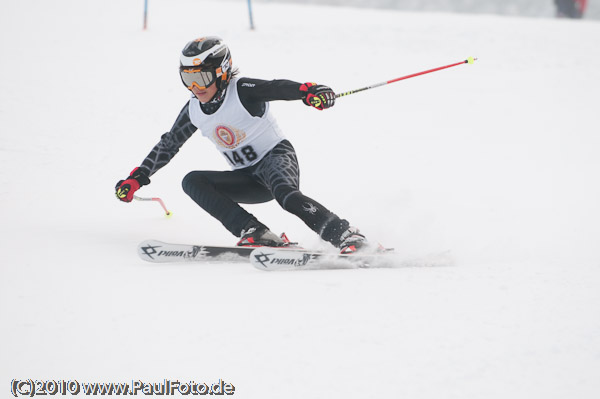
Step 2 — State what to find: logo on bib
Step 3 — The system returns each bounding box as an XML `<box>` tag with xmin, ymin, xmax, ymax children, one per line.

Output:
<box><xmin>213</xmin><ymin>125</ymin><xmax>247</xmax><ymax>149</ymax></box>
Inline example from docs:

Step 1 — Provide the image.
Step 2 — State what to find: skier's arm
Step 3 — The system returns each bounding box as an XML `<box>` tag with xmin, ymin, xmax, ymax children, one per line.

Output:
<box><xmin>138</xmin><ymin>102</ymin><xmax>197</xmax><ymax>177</ymax></box>
<box><xmin>237</xmin><ymin>78</ymin><xmax>335</xmax><ymax>115</ymax></box>
<box><xmin>115</xmin><ymin>103</ymin><xmax>197</xmax><ymax>202</ymax></box>
<box><xmin>237</xmin><ymin>78</ymin><xmax>304</xmax><ymax>103</ymax></box>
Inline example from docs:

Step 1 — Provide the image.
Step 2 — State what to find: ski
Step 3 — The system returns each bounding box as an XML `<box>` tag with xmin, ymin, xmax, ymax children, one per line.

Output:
<box><xmin>249</xmin><ymin>247</ymin><xmax>396</xmax><ymax>271</ymax></box>
<box><xmin>137</xmin><ymin>240</ymin><xmax>256</xmax><ymax>263</ymax></box>
<box><xmin>138</xmin><ymin>240</ymin><xmax>451</xmax><ymax>270</ymax></box>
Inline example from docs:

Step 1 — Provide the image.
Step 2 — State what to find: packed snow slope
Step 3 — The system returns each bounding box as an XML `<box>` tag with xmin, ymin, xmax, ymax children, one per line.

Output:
<box><xmin>1</xmin><ymin>0</ymin><xmax>599</xmax><ymax>398</ymax></box>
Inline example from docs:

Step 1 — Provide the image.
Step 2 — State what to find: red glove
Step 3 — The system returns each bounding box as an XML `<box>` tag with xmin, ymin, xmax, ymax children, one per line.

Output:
<box><xmin>115</xmin><ymin>167</ymin><xmax>150</xmax><ymax>202</ymax></box>
<box><xmin>300</xmin><ymin>82</ymin><xmax>336</xmax><ymax>110</ymax></box>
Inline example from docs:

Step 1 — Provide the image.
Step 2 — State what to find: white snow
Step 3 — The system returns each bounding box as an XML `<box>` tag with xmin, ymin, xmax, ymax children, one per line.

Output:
<box><xmin>1</xmin><ymin>0</ymin><xmax>600</xmax><ymax>398</ymax></box>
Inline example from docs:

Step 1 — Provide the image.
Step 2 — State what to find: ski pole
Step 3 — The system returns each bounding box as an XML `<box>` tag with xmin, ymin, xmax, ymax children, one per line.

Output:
<box><xmin>133</xmin><ymin>195</ymin><xmax>172</xmax><ymax>217</ymax></box>
<box><xmin>336</xmin><ymin>57</ymin><xmax>477</xmax><ymax>98</ymax></box>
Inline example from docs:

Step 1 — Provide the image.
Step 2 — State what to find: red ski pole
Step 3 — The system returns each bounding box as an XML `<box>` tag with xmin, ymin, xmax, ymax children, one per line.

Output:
<box><xmin>134</xmin><ymin>195</ymin><xmax>172</xmax><ymax>217</ymax></box>
<box><xmin>336</xmin><ymin>57</ymin><xmax>477</xmax><ymax>98</ymax></box>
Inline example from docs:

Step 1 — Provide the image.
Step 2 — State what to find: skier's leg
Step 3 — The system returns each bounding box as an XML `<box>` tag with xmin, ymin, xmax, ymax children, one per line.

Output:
<box><xmin>251</xmin><ymin>140</ymin><xmax>364</xmax><ymax>249</ymax></box>
<box><xmin>181</xmin><ymin>170</ymin><xmax>273</xmax><ymax>236</ymax></box>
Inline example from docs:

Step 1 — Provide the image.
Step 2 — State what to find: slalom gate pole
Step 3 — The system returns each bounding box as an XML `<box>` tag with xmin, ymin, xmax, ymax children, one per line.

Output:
<box><xmin>134</xmin><ymin>195</ymin><xmax>172</xmax><ymax>217</ymax></box>
<box><xmin>336</xmin><ymin>57</ymin><xmax>477</xmax><ymax>99</ymax></box>
<box><xmin>247</xmin><ymin>0</ymin><xmax>255</xmax><ymax>30</ymax></box>
<box><xmin>143</xmin><ymin>0</ymin><xmax>148</xmax><ymax>30</ymax></box>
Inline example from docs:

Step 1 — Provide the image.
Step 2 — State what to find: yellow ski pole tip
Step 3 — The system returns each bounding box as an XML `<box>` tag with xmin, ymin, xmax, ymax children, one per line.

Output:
<box><xmin>467</xmin><ymin>57</ymin><xmax>476</xmax><ymax>64</ymax></box>
<box><xmin>166</xmin><ymin>211</ymin><xmax>173</xmax><ymax>218</ymax></box>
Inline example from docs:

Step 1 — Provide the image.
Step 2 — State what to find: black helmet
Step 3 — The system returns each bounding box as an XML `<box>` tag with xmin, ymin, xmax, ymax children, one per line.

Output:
<box><xmin>179</xmin><ymin>36</ymin><xmax>233</xmax><ymax>91</ymax></box>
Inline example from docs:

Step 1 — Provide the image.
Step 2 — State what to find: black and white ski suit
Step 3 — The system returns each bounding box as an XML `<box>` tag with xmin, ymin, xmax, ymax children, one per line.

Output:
<box><xmin>137</xmin><ymin>77</ymin><xmax>351</xmax><ymax>247</ymax></box>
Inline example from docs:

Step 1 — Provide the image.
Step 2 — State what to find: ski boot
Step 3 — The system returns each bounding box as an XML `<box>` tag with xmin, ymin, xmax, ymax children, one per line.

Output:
<box><xmin>338</xmin><ymin>227</ymin><xmax>367</xmax><ymax>254</ymax></box>
<box><xmin>237</xmin><ymin>220</ymin><xmax>287</xmax><ymax>247</ymax></box>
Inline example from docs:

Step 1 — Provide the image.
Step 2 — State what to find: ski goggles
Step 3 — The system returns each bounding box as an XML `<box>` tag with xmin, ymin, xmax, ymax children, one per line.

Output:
<box><xmin>179</xmin><ymin>67</ymin><xmax>217</xmax><ymax>90</ymax></box>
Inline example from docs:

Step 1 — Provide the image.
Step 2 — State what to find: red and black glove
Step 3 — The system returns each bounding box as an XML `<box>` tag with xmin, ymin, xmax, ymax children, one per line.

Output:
<box><xmin>300</xmin><ymin>82</ymin><xmax>336</xmax><ymax>110</ymax></box>
<box><xmin>115</xmin><ymin>167</ymin><xmax>151</xmax><ymax>202</ymax></box>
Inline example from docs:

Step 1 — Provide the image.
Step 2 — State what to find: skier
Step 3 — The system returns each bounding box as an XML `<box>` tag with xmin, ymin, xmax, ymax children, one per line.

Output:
<box><xmin>116</xmin><ymin>36</ymin><xmax>367</xmax><ymax>254</ymax></box>
<box><xmin>555</xmin><ymin>0</ymin><xmax>587</xmax><ymax>18</ymax></box>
